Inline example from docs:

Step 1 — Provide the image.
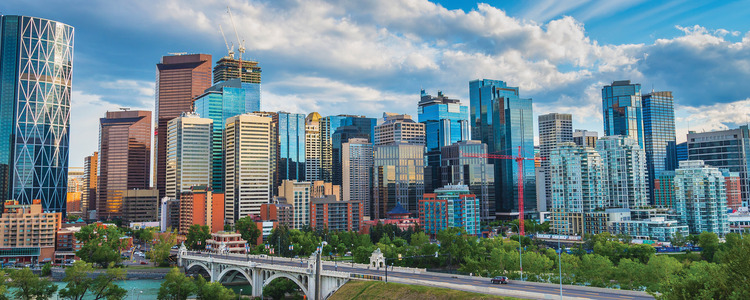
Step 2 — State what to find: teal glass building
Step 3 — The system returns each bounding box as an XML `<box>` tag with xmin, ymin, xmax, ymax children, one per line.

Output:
<box><xmin>0</xmin><ymin>15</ymin><xmax>74</xmax><ymax>213</ymax></box>
<box><xmin>602</xmin><ymin>80</ymin><xmax>644</xmax><ymax>147</ymax></box>
<box><xmin>277</xmin><ymin>112</ymin><xmax>306</xmax><ymax>183</ymax></box>
<box><xmin>642</xmin><ymin>91</ymin><xmax>677</xmax><ymax>205</ymax></box>
<box><xmin>320</xmin><ymin>115</ymin><xmax>375</xmax><ymax>182</ymax></box>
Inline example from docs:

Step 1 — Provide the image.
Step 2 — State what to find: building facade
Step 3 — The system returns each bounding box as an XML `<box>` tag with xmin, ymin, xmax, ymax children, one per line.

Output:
<box><xmin>260</xmin><ymin>202</ymin><xmax>294</xmax><ymax>228</ymax></box>
<box><xmin>419</xmin><ymin>185</ymin><xmax>480</xmax><ymax>236</ymax></box>
<box><xmin>276</xmin><ymin>112</ymin><xmax>306</xmax><ymax>189</ymax></box>
<box><xmin>642</xmin><ymin>91</ymin><xmax>677</xmax><ymax>205</ymax></box>
<box><xmin>674</xmin><ymin>160</ymin><xmax>729</xmax><ymax>235</ymax></box>
<box><xmin>0</xmin><ymin>15</ymin><xmax>74</xmax><ymax>214</ymax></box>
<box><xmin>178</xmin><ymin>185</ymin><xmax>224</xmax><ymax>234</ymax></box>
<box><xmin>573</xmin><ymin>129</ymin><xmax>598</xmax><ymax>148</ymax></box>
<box><xmin>342</xmin><ymin>138</ymin><xmax>373</xmax><ymax>218</ymax></box>
<box><xmin>310</xmin><ymin>195</ymin><xmax>363</xmax><ymax>232</ymax></box>
<box><xmin>166</xmin><ymin>113</ymin><xmax>213</xmax><ymax>200</ymax></box>
<box><xmin>602</xmin><ymin>80</ymin><xmax>644</xmax><ymax>147</ymax></box>
<box><xmin>538</xmin><ymin>113</ymin><xmax>573</xmax><ymax>210</ymax></box>
<box><xmin>320</xmin><ymin>115</ymin><xmax>376</xmax><ymax>183</ymax></box>
<box><xmin>373</xmin><ymin>145</ymin><xmax>425</xmax><ymax>219</ymax></box>
<box><xmin>305</xmin><ymin>112</ymin><xmax>322</xmax><ymax>182</ymax></box>
<box><xmin>122</xmin><ymin>188</ymin><xmax>159</xmax><ymax>223</ymax></box>
<box><xmin>155</xmin><ymin>54</ymin><xmax>212</xmax><ymax>200</ymax></box>
<box><xmin>596</xmin><ymin>135</ymin><xmax>648</xmax><ymax>209</ymax></box>
<box><xmin>332</xmin><ymin>126</ymin><xmax>369</xmax><ymax>188</ymax></box>
<box><xmin>277</xmin><ymin>180</ymin><xmax>311</xmax><ymax>230</ymax></box>
<box><xmin>97</xmin><ymin>110</ymin><xmax>152</xmax><ymax>220</ymax></box>
<box><xmin>0</xmin><ymin>200</ymin><xmax>61</xmax><ymax>263</ymax></box>
<box><xmin>82</xmin><ymin>152</ymin><xmax>98</xmax><ymax>216</ymax></box>
<box><xmin>687</xmin><ymin>126</ymin><xmax>750</xmax><ymax>206</ymax></box>
<box><xmin>374</xmin><ymin>113</ymin><xmax>425</xmax><ymax>146</ymax></box>
<box><xmin>440</xmin><ymin>141</ymin><xmax>495</xmax><ymax>221</ymax></box>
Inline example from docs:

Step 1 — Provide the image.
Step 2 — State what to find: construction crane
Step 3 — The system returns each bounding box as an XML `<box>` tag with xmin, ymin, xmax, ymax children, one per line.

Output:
<box><xmin>461</xmin><ymin>146</ymin><xmax>544</xmax><ymax>236</ymax></box>
<box><xmin>227</xmin><ymin>6</ymin><xmax>245</xmax><ymax>79</ymax></box>
<box><xmin>219</xmin><ymin>25</ymin><xmax>234</xmax><ymax>59</ymax></box>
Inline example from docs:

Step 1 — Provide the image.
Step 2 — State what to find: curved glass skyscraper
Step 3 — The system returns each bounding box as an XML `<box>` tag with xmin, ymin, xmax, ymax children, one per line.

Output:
<box><xmin>0</xmin><ymin>15</ymin><xmax>74</xmax><ymax>214</ymax></box>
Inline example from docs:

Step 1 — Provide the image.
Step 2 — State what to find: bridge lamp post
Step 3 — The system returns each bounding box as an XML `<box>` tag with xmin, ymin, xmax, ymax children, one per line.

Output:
<box><xmin>557</xmin><ymin>237</ymin><xmax>563</xmax><ymax>300</ymax></box>
<box><xmin>351</xmin><ymin>244</ymin><xmax>354</xmax><ymax>268</ymax></box>
<box><xmin>239</xmin><ymin>288</ymin><xmax>243</xmax><ymax>299</ymax></box>
<box><xmin>509</xmin><ymin>223</ymin><xmax>523</xmax><ymax>281</ymax></box>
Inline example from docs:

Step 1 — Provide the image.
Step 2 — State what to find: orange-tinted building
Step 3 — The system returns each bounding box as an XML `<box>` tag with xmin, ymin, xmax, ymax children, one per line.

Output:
<box><xmin>723</xmin><ymin>171</ymin><xmax>742</xmax><ymax>211</ymax></box>
<box><xmin>260</xmin><ymin>202</ymin><xmax>293</xmax><ymax>228</ymax></box>
<box><xmin>66</xmin><ymin>192</ymin><xmax>81</xmax><ymax>213</ymax></box>
<box><xmin>0</xmin><ymin>199</ymin><xmax>62</xmax><ymax>263</ymax></box>
<box><xmin>310</xmin><ymin>196</ymin><xmax>362</xmax><ymax>232</ymax></box>
<box><xmin>155</xmin><ymin>54</ymin><xmax>213</xmax><ymax>201</ymax></box>
<box><xmin>179</xmin><ymin>185</ymin><xmax>224</xmax><ymax>234</ymax></box>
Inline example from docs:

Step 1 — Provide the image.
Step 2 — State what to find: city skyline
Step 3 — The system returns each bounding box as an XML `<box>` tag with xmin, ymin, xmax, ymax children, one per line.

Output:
<box><xmin>3</xmin><ymin>1</ymin><xmax>750</xmax><ymax>168</ymax></box>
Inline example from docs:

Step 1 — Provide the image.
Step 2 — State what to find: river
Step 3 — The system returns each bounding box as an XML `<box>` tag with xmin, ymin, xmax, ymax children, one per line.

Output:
<box><xmin>46</xmin><ymin>280</ymin><xmax>254</xmax><ymax>299</ymax></box>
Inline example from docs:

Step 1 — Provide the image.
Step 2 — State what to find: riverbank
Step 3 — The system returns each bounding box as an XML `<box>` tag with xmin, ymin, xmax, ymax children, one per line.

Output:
<box><xmin>50</xmin><ymin>266</ymin><xmax>172</xmax><ymax>281</ymax></box>
<box><xmin>330</xmin><ymin>281</ymin><xmax>521</xmax><ymax>300</ymax></box>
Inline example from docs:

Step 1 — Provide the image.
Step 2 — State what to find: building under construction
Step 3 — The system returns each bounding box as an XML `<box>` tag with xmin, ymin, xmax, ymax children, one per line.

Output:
<box><xmin>213</xmin><ymin>57</ymin><xmax>261</xmax><ymax>84</ymax></box>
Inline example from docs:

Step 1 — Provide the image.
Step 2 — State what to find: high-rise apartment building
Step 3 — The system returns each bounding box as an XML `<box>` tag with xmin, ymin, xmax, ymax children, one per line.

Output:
<box><xmin>0</xmin><ymin>15</ymin><xmax>74</xmax><ymax>214</ymax></box>
<box><xmin>310</xmin><ymin>195</ymin><xmax>363</xmax><ymax>232</ymax></box>
<box><xmin>469</xmin><ymin>79</ymin><xmax>536</xmax><ymax>218</ymax></box>
<box><xmin>642</xmin><ymin>91</ymin><xmax>677</xmax><ymax>205</ymax></box>
<box><xmin>419</xmin><ymin>185</ymin><xmax>481</xmax><ymax>236</ymax></box>
<box><xmin>374</xmin><ymin>113</ymin><xmax>425</xmax><ymax>146</ymax></box>
<box><xmin>549</xmin><ymin>142</ymin><xmax>605</xmax><ymax>235</ymax></box>
<box><xmin>687</xmin><ymin>126</ymin><xmax>750</xmax><ymax>206</ymax></box>
<box><xmin>0</xmin><ymin>199</ymin><xmax>61</xmax><ymax>263</ymax></box>
<box><xmin>97</xmin><ymin>110</ymin><xmax>152</xmax><ymax>220</ymax></box>
<box><xmin>440</xmin><ymin>141</ymin><xmax>495</xmax><ymax>221</ymax></box>
<box><xmin>538</xmin><ymin>113</ymin><xmax>573</xmax><ymax>210</ymax></box>
<box><xmin>596</xmin><ymin>136</ymin><xmax>648</xmax><ymax>209</ymax></box>
<box><xmin>155</xmin><ymin>54</ymin><xmax>212</xmax><ymax>200</ymax></box>
<box><xmin>224</xmin><ymin>113</ymin><xmax>272</xmax><ymax>222</ymax></box>
<box><xmin>165</xmin><ymin>113</ymin><xmax>212</xmax><ymax>200</ymax></box>
<box><xmin>178</xmin><ymin>185</ymin><xmax>224</xmax><ymax>234</ymax></box>
<box><xmin>305</xmin><ymin>113</ymin><xmax>322</xmax><ymax>182</ymax></box>
<box><xmin>602</xmin><ymin>80</ymin><xmax>644</xmax><ymax>147</ymax></box>
<box><xmin>674</xmin><ymin>160</ymin><xmax>729</xmax><ymax>235</ymax></box>
<box><xmin>342</xmin><ymin>138</ymin><xmax>373</xmax><ymax>218</ymax></box>
<box><xmin>277</xmin><ymin>112</ymin><xmax>306</xmax><ymax>188</ymax></box>
<box><xmin>320</xmin><ymin>115</ymin><xmax>375</xmax><ymax>182</ymax></box>
<box><xmin>194</xmin><ymin>78</ymin><xmax>254</xmax><ymax>192</ymax></box>
<box><xmin>277</xmin><ymin>180</ymin><xmax>311</xmax><ymax>230</ymax></box>
<box><xmin>573</xmin><ymin>129</ymin><xmax>598</xmax><ymax>148</ymax></box>
<box><xmin>122</xmin><ymin>188</ymin><xmax>159</xmax><ymax>223</ymax></box>
<box><xmin>722</xmin><ymin>170</ymin><xmax>742</xmax><ymax>211</ymax></box>
<box><xmin>82</xmin><ymin>152</ymin><xmax>98</xmax><ymax>215</ymax></box>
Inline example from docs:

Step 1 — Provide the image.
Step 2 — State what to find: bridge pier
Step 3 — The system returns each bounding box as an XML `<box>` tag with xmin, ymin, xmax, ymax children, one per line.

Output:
<box><xmin>251</xmin><ymin>268</ymin><xmax>263</xmax><ymax>298</ymax></box>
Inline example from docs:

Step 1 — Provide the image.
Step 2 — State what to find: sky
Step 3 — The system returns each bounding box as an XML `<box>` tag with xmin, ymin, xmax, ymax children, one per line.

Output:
<box><xmin>3</xmin><ymin>0</ymin><xmax>750</xmax><ymax>168</ymax></box>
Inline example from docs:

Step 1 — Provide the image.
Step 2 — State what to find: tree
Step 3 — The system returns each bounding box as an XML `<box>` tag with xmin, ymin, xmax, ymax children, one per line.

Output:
<box><xmin>263</xmin><ymin>278</ymin><xmax>300</xmax><ymax>300</ymax></box>
<box><xmin>235</xmin><ymin>216</ymin><xmax>262</xmax><ymax>245</ymax></box>
<box><xmin>656</xmin><ymin>261</ymin><xmax>729</xmax><ymax>300</ymax></box>
<box><xmin>41</xmin><ymin>263</ymin><xmax>52</xmax><ymax>277</ymax></box>
<box><xmin>186</xmin><ymin>225</ymin><xmax>211</xmax><ymax>250</ymax></box>
<box><xmin>9</xmin><ymin>268</ymin><xmax>58</xmax><ymax>300</ymax></box>
<box><xmin>615</xmin><ymin>258</ymin><xmax>646</xmax><ymax>290</ymax></box>
<box><xmin>158</xmin><ymin>268</ymin><xmax>196</xmax><ymax>300</ymax></box>
<box><xmin>59</xmin><ymin>261</ymin><xmax>127</xmax><ymax>300</ymax></box>
<box><xmin>194</xmin><ymin>276</ymin><xmax>236</xmax><ymax>300</ymax></box>
<box><xmin>643</xmin><ymin>255</ymin><xmax>682</xmax><ymax>292</ymax></box>
<box><xmin>578</xmin><ymin>254</ymin><xmax>614</xmax><ymax>287</ymax></box>
<box><xmin>75</xmin><ymin>224</ymin><xmax>128</xmax><ymax>268</ymax></box>
<box><xmin>697</xmin><ymin>231</ymin><xmax>719</xmax><ymax>262</ymax></box>
<box><xmin>149</xmin><ymin>232</ymin><xmax>177</xmax><ymax>267</ymax></box>
<box><xmin>670</xmin><ymin>231</ymin><xmax>687</xmax><ymax>246</ymax></box>
<box><xmin>0</xmin><ymin>271</ymin><xmax>8</xmax><ymax>300</ymax></box>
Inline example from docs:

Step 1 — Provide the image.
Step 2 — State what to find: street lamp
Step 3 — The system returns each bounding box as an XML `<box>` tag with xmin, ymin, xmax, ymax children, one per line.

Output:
<box><xmin>137</xmin><ymin>291</ymin><xmax>142</xmax><ymax>300</ymax></box>
<box><xmin>351</xmin><ymin>243</ymin><xmax>354</xmax><ymax>268</ymax></box>
<box><xmin>509</xmin><ymin>223</ymin><xmax>523</xmax><ymax>281</ymax></box>
<box><xmin>557</xmin><ymin>237</ymin><xmax>563</xmax><ymax>300</ymax></box>
<box><xmin>239</xmin><ymin>288</ymin><xmax>243</xmax><ymax>299</ymax></box>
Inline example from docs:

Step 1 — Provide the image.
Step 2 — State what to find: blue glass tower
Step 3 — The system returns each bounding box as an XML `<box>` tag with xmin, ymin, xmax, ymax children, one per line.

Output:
<box><xmin>320</xmin><ymin>115</ymin><xmax>376</xmax><ymax>182</ymax></box>
<box><xmin>642</xmin><ymin>91</ymin><xmax>677</xmax><ymax>205</ymax></box>
<box><xmin>602</xmin><ymin>80</ymin><xmax>644</xmax><ymax>147</ymax></box>
<box><xmin>418</xmin><ymin>90</ymin><xmax>469</xmax><ymax>192</ymax></box>
<box><xmin>0</xmin><ymin>15</ymin><xmax>74</xmax><ymax>214</ymax></box>
<box><xmin>194</xmin><ymin>78</ymin><xmax>251</xmax><ymax>192</ymax></box>
<box><xmin>277</xmin><ymin>112</ymin><xmax>306</xmax><ymax>184</ymax></box>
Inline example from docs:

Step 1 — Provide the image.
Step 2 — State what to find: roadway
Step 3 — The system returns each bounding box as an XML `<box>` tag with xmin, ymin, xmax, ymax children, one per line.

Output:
<box><xmin>177</xmin><ymin>251</ymin><xmax>654</xmax><ymax>300</ymax></box>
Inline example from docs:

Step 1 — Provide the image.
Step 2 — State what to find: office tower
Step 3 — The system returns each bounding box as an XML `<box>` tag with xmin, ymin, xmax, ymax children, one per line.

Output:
<box><xmin>97</xmin><ymin>110</ymin><xmax>151</xmax><ymax>220</ymax></box>
<box><xmin>674</xmin><ymin>160</ymin><xmax>729</xmax><ymax>235</ymax></box>
<box><xmin>311</xmin><ymin>180</ymin><xmax>341</xmax><ymax>200</ymax></box>
<box><xmin>642</xmin><ymin>91</ymin><xmax>677</xmax><ymax>205</ymax></box>
<box><xmin>310</xmin><ymin>195</ymin><xmax>363</xmax><ymax>232</ymax></box>
<box><xmin>440</xmin><ymin>141</ymin><xmax>495</xmax><ymax>221</ymax></box>
<box><xmin>277</xmin><ymin>112</ymin><xmax>306</xmax><ymax>188</ymax></box>
<box><xmin>418</xmin><ymin>90</ymin><xmax>469</xmax><ymax>193</ymax></box>
<box><xmin>82</xmin><ymin>152</ymin><xmax>98</xmax><ymax>215</ymax></box>
<box><xmin>213</xmin><ymin>57</ymin><xmax>261</xmax><ymax>83</ymax></box>
<box><xmin>687</xmin><ymin>126</ymin><xmax>750</xmax><ymax>205</ymax></box>
<box><xmin>224</xmin><ymin>113</ymin><xmax>272</xmax><ymax>222</ymax></box>
<box><xmin>596</xmin><ymin>136</ymin><xmax>648</xmax><ymax>209</ymax></box>
<box><xmin>194</xmin><ymin>78</ymin><xmax>255</xmax><ymax>192</ymax></box>
<box><xmin>320</xmin><ymin>115</ymin><xmax>376</xmax><ymax>182</ymax></box>
<box><xmin>66</xmin><ymin>168</ymin><xmax>84</xmax><ymax>214</ymax></box>
<box><xmin>305</xmin><ymin>113</ymin><xmax>322</xmax><ymax>181</ymax></box>
<box><xmin>165</xmin><ymin>113</ymin><xmax>213</xmax><ymax>200</ymax></box>
<box><xmin>252</xmin><ymin>111</ymin><xmax>279</xmax><ymax>194</ymax></box>
<box><xmin>602</xmin><ymin>80</ymin><xmax>644</xmax><ymax>147</ymax></box>
<box><xmin>419</xmin><ymin>185</ymin><xmax>481</xmax><ymax>236</ymax></box>
<box><xmin>472</xmin><ymin>79</ymin><xmax>536</xmax><ymax>218</ymax></box>
<box><xmin>155</xmin><ymin>54</ymin><xmax>212</xmax><ymax>200</ymax></box>
<box><xmin>675</xmin><ymin>142</ymin><xmax>688</xmax><ymax>162</ymax></box>
<box><xmin>373</xmin><ymin>144</ymin><xmax>425</xmax><ymax>219</ymax></box>
<box><xmin>260</xmin><ymin>202</ymin><xmax>294</xmax><ymax>228</ymax></box>
<box><xmin>332</xmin><ymin>126</ymin><xmax>369</xmax><ymax>187</ymax></box>
<box><xmin>179</xmin><ymin>185</ymin><xmax>224</xmax><ymax>234</ymax></box>
<box><xmin>122</xmin><ymin>188</ymin><xmax>159</xmax><ymax>223</ymax></box>
<box><xmin>722</xmin><ymin>170</ymin><xmax>742</xmax><ymax>211</ymax></box>
<box><xmin>277</xmin><ymin>180</ymin><xmax>311</xmax><ymax>230</ymax></box>
<box><xmin>342</xmin><ymin>138</ymin><xmax>373</xmax><ymax>217</ymax></box>
<box><xmin>548</xmin><ymin>142</ymin><xmax>605</xmax><ymax>235</ymax></box>
<box><xmin>573</xmin><ymin>129</ymin><xmax>598</xmax><ymax>148</ymax></box>
<box><xmin>0</xmin><ymin>15</ymin><xmax>74</xmax><ymax>213</ymax></box>
<box><xmin>538</xmin><ymin>113</ymin><xmax>573</xmax><ymax>210</ymax></box>
<box><xmin>374</xmin><ymin>113</ymin><xmax>425</xmax><ymax>146</ymax></box>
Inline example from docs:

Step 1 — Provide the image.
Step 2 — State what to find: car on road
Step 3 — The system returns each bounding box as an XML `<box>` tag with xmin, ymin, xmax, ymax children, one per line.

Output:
<box><xmin>491</xmin><ymin>276</ymin><xmax>508</xmax><ymax>284</ymax></box>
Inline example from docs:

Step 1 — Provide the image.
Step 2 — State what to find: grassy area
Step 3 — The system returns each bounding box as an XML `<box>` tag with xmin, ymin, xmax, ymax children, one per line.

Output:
<box><xmin>122</xmin><ymin>266</ymin><xmax>172</xmax><ymax>270</ymax></box>
<box><xmin>329</xmin><ymin>281</ymin><xmax>519</xmax><ymax>300</ymax></box>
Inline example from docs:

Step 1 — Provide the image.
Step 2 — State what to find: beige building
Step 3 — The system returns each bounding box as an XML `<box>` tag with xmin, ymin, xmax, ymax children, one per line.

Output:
<box><xmin>374</xmin><ymin>113</ymin><xmax>425</xmax><ymax>146</ymax></box>
<box><xmin>305</xmin><ymin>112</ymin><xmax>322</xmax><ymax>182</ymax></box>
<box><xmin>225</xmin><ymin>113</ymin><xmax>272</xmax><ymax>222</ymax></box>
<box><xmin>277</xmin><ymin>180</ymin><xmax>312</xmax><ymax>230</ymax></box>
<box><xmin>0</xmin><ymin>199</ymin><xmax>62</xmax><ymax>263</ymax></box>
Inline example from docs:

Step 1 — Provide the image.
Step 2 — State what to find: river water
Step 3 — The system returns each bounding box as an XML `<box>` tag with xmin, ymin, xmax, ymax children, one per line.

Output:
<box><xmin>47</xmin><ymin>279</ymin><xmax>254</xmax><ymax>299</ymax></box>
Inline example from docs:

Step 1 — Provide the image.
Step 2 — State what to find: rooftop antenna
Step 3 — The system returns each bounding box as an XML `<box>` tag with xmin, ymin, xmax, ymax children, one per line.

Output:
<box><xmin>219</xmin><ymin>25</ymin><xmax>235</xmax><ymax>59</ymax></box>
<box><xmin>227</xmin><ymin>6</ymin><xmax>246</xmax><ymax>81</ymax></box>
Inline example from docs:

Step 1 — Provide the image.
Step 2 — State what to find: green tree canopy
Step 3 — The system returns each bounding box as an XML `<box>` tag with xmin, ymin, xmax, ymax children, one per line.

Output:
<box><xmin>59</xmin><ymin>261</ymin><xmax>127</xmax><ymax>300</ymax></box>
<box><xmin>185</xmin><ymin>225</ymin><xmax>211</xmax><ymax>250</ymax></box>
<box><xmin>9</xmin><ymin>268</ymin><xmax>58</xmax><ymax>300</ymax></box>
<box><xmin>148</xmin><ymin>232</ymin><xmax>177</xmax><ymax>267</ymax></box>
<box><xmin>236</xmin><ymin>216</ymin><xmax>262</xmax><ymax>245</ymax></box>
<box><xmin>194</xmin><ymin>275</ymin><xmax>236</xmax><ymax>300</ymax></box>
<box><xmin>75</xmin><ymin>224</ymin><xmax>128</xmax><ymax>268</ymax></box>
<box><xmin>157</xmin><ymin>268</ymin><xmax>196</xmax><ymax>300</ymax></box>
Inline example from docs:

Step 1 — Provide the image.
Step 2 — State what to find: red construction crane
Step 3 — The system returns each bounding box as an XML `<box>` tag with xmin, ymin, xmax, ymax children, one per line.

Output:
<box><xmin>461</xmin><ymin>146</ymin><xmax>544</xmax><ymax>236</ymax></box>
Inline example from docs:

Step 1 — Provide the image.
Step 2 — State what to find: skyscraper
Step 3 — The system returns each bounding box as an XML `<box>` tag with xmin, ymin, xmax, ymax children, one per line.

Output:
<box><xmin>194</xmin><ymin>78</ymin><xmax>253</xmax><ymax>192</ymax></box>
<box><xmin>277</xmin><ymin>112</ymin><xmax>306</xmax><ymax>188</ymax></box>
<box><xmin>342</xmin><ymin>138</ymin><xmax>373</xmax><ymax>218</ymax></box>
<box><xmin>674</xmin><ymin>160</ymin><xmax>729</xmax><ymax>235</ymax></box>
<box><xmin>0</xmin><ymin>15</ymin><xmax>74</xmax><ymax>213</ymax></box>
<box><xmin>596</xmin><ymin>136</ymin><xmax>648</xmax><ymax>209</ymax></box>
<box><xmin>418</xmin><ymin>90</ymin><xmax>469</xmax><ymax>193</ymax></box>
<box><xmin>224</xmin><ymin>113</ymin><xmax>272</xmax><ymax>222</ymax></box>
<box><xmin>602</xmin><ymin>80</ymin><xmax>644</xmax><ymax>147</ymax></box>
<box><xmin>573</xmin><ymin>129</ymin><xmax>598</xmax><ymax>148</ymax></box>
<box><xmin>155</xmin><ymin>54</ymin><xmax>212</xmax><ymax>200</ymax></box>
<box><xmin>642</xmin><ymin>91</ymin><xmax>677</xmax><ymax>205</ymax></box>
<box><xmin>305</xmin><ymin>113</ymin><xmax>322</xmax><ymax>182</ymax></box>
<box><xmin>82</xmin><ymin>152</ymin><xmax>98</xmax><ymax>215</ymax></box>
<box><xmin>538</xmin><ymin>113</ymin><xmax>573</xmax><ymax>210</ymax></box>
<box><xmin>320</xmin><ymin>115</ymin><xmax>375</xmax><ymax>182</ymax></box>
<box><xmin>440</xmin><ymin>141</ymin><xmax>495</xmax><ymax>221</ymax></box>
<box><xmin>687</xmin><ymin>126</ymin><xmax>750</xmax><ymax>206</ymax></box>
<box><xmin>332</xmin><ymin>126</ymin><xmax>369</xmax><ymax>187</ymax></box>
<box><xmin>213</xmin><ymin>57</ymin><xmax>261</xmax><ymax>84</ymax></box>
<box><xmin>97</xmin><ymin>110</ymin><xmax>152</xmax><ymax>220</ymax></box>
<box><xmin>277</xmin><ymin>180</ymin><xmax>311</xmax><ymax>230</ymax></box>
<box><xmin>165</xmin><ymin>113</ymin><xmax>213</xmax><ymax>200</ymax></box>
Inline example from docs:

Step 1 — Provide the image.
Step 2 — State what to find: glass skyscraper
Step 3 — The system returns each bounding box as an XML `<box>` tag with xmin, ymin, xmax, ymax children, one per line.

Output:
<box><xmin>194</xmin><ymin>78</ymin><xmax>251</xmax><ymax>192</ymax></box>
<box><xmin>0</xmin><ymin>15</ymin><xmax>74</xmax><ymax>213</ymax></box>
<box><xmin>320</xmin><ymin>115</ymin><xmax>375</xmax><ymax>182</ymax></box>
<box><xmin>687</xmin><ymin>126</ymin><xmax>750</xmax><ymax>206</ymax></box>
<box><xmin>642</xmin><ymin>91</ymin><xmax>677</xmax><ymax>205</ymax></box>
<box><xmin>602</xmin><ymin>80</ymin><xmax>644</xmax><ymax>147</ymax></box>
<box><xmin>440</xmin><ymin>141</ymin><xmax>495</xmax><ymax>221</ymax></box>
<box><xmin>277</xmin><ymin>112</ymin><xmax>306</xmax><ymax>185</ymax></box>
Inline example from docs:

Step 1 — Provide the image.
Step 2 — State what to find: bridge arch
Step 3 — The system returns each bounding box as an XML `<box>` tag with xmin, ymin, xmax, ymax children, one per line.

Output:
<box><xmin>217</xmin><ymin>267</ymin><xmax>252</xmax><ymax>284</ymax></box>
<box><xmin>185</xmin><ymin>262</ymin><xmax>212</xmax><ymax>279</ymax></box>
<box><xmin>263</xmin><ymin>272</ymin><xmax>310</xmax><ymax>299</ymax></box>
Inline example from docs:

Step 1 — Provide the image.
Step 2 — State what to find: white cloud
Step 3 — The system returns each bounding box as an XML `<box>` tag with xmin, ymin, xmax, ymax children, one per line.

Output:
<box><xmin>674</xmin><ymin>99</ymin><xmax>750</xmax><ymax>142</ymax></box>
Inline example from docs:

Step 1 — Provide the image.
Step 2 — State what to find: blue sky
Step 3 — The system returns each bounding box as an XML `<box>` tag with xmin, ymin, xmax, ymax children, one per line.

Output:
<box><xmin>4</xmin><ymin>0</ymin><xmax>750</xmax><ymax>168</ymax></box>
